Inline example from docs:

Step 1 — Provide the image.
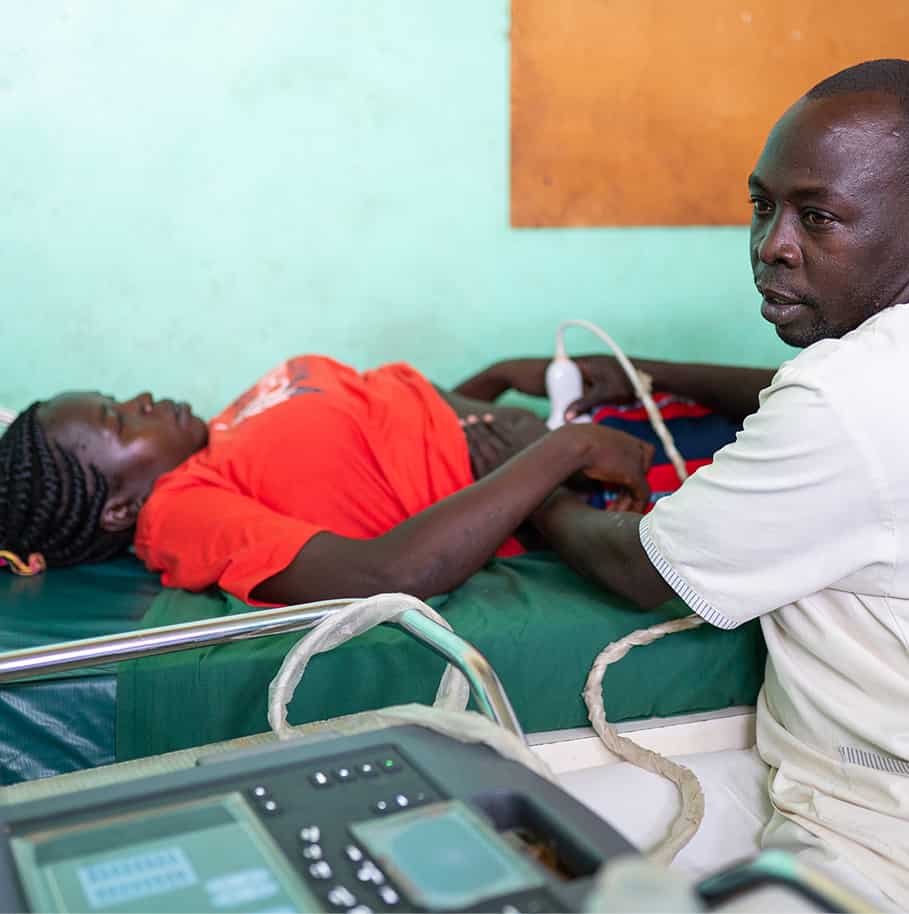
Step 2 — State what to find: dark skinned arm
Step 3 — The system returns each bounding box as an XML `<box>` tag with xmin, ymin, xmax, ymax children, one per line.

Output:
<box><xmin>452</xmin><ymin>360</ymin><xmax>530</xmax><ymax>402</ymax></box>
<box><xmin>251</xmin><ymin>423</ymin><xmax>653</xmax><ymax>605</ymax></box>
<box><xmin>577</xmin><ymin>357</ymin><xmax>775</xmax><ymax>425</ymax></box>
<box><xmin>532</xmin><ymin>489</ymin><xmax>676</xmax><ymax>610</ymax></box>
<box><xmin>455</xmin><ymin>357</ymin><xmax>776</xmax><ymax>424</ymax></box>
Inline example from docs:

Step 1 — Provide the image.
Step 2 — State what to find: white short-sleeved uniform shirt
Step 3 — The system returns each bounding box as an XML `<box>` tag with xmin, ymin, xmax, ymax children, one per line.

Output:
<box><xmin>641</xmin><ymin>303</ymin><xmax>909</xmax><ymax>906</ymax></box>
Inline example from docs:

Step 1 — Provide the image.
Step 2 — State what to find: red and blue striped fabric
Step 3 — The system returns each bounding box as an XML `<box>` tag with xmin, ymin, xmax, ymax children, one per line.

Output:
<box><xmin>587</xmin><ymin>394</ymin><xmax>741</xmax><ymax>512</ymax></box>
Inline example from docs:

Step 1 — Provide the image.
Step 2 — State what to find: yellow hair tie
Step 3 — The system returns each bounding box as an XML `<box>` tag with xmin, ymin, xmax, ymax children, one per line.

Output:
<box><xmin>0</xmin><ymin>550</ymin><xmax>47</xmax><ymax>576</ymax></box>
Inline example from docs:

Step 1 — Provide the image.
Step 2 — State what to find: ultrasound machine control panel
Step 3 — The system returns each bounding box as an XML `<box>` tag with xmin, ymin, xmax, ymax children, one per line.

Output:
<box><xmin>0</xmin><ymin>725</ymin><xmax>636</xmax><ymax>913</ymax></box>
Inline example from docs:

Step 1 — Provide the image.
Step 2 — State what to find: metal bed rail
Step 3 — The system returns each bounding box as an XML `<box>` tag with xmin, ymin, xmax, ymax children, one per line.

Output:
<box><xmin>0</xmin><ymin>601</ymin><xmax>524</xmax><ymax>740</ymax></box>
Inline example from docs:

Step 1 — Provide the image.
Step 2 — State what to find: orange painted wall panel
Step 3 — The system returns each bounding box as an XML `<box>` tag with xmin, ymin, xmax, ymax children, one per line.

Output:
<box><xmin>511</xmin><ymin>1</ymin><xmax>909</xmax><ymax>226</ymax></box>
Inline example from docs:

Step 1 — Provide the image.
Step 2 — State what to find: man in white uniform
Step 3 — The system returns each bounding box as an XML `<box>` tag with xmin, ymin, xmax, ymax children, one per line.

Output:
<box><xmin>532</xmin><ymin>59</ymin><xmax>909</xmax><ymax>909</ymax></box>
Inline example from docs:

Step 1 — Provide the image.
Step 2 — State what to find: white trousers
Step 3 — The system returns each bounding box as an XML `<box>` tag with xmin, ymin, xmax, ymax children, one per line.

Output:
<box><xmin>557</xmin><ymin>748</ymin><xmax>895</xmax><ymax>912</ymax></box>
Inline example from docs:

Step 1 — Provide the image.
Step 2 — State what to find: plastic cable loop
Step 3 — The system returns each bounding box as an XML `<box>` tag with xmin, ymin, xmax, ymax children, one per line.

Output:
<box><xmin>556</xmin><ymin>319</ymin><xmax>689</xmax><ymax>485</ymax></box>
<box><xmin>267</xmin><ymin>593</ymin><xmax>470</xmax><ymax>740</ymax></box>
<box><xmin>584</xmin><ymin>613</ymin><xmax>707</xmax><ymax>865</ymax></box>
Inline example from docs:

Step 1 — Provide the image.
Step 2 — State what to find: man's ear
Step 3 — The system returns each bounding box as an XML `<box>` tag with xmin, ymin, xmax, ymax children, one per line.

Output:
<box><xmin>100</xmin><ymin>495</ymin><xmax>143</xmax><ymax>533</ymax></box>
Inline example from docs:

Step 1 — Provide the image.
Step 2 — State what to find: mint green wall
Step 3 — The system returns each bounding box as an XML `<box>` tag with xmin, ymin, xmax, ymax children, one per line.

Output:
<box><xmin>1</xmin><ymin>1</ymin><xmax>792</xmax><ymax>416</ymax></box>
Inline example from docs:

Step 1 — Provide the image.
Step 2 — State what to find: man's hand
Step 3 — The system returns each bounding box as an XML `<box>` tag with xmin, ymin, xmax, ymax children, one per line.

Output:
<box><xmin>560</xmin><ymin>424</ymin><xmax>653</xmax><ymax>512</ymax></box>
<box><xmin>564</xmin><ymin>356</ymin><xmax>637</xmax><ymax>420</ymax></box>
<box><xmin>567</xmin><ymin>358</ymin><xmax>777</xmax><ymax>424</ymax></box>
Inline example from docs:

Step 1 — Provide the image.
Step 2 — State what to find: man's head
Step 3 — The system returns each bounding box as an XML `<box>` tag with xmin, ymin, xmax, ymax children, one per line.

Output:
<box><xmin>0</xmin><ymin>392</ymin><xmax>207</xmax><ymax>568</ymax></box>
<box><xmin>750</xmin><ymin>59</ymin><xmax>909</xmax><ymax>347</ymax></box>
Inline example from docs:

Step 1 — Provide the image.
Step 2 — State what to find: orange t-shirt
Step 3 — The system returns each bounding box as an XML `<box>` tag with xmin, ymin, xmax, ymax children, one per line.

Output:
<box><xmin>135</xmin><ymin>356</ymin><xmax>521</xmax><ymax>603</ymax></box>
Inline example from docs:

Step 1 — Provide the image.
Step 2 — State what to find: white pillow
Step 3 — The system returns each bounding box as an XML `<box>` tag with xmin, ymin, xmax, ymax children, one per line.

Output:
<box><xmin>0</xmin><ymin>407</ymin><xmax>17</xmax><ymax>429</ymax></box>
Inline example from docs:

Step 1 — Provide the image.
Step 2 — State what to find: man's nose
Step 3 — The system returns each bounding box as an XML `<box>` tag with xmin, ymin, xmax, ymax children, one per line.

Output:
<box><xmin>754</xmin><ymin>210</ymin><xmax>802</xmax><ymax>268</ymax></box>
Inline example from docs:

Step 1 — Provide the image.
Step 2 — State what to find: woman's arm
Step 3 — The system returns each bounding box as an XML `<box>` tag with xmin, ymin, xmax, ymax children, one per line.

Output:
<box><xmin>251</xmin><ymin>423</ymin><xmax>653</xmax><ymax>604</ymax></box>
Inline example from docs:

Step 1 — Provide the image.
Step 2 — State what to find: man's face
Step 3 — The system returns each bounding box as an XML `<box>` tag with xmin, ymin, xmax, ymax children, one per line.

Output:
<box><xmin>750</xmin><ymin>92</ymin><xmax>909</xmax><ymax>347</ymax></box>
<box><xmin>38</xmin><ymin>392</ymin><xmax>208</xmax><ymax>524</ymax></box>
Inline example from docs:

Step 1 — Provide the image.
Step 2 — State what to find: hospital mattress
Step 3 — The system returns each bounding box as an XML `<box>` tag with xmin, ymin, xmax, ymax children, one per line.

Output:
<box><xmin>0</xmin><ymin>558</ymin><xmax>160</xmax><ymax>783</ymax></box>
<box><xmin>116</xmin><ymin>553</ymin><xmax>766</xmax><ymax>761</ymax></box>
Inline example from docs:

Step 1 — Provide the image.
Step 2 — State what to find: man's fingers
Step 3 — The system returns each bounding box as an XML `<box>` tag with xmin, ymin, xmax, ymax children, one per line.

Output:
<box><xmin>564</xmin><ymin>393</ymin><xmax>601</xmax><ymax>421</ymax></box>
<box><xmin>564</xmin><ymin>399</ymin><xmax>585</xmax><ymax>422</ymax></box>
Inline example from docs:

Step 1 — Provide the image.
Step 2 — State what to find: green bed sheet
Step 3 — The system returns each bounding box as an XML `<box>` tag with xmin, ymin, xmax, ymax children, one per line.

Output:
<box><xmin>0</xmin><ymin>557</ymin><xmax>160</xmax><ymax>783</ymax></box>
<box><xmin>117</xmin><ymin>553</ymin><xmax>766</xmax><ymax>761</ymax></box>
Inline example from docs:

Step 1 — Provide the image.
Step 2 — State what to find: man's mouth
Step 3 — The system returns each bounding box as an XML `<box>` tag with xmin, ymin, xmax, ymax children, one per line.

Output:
<box><xmin>758</xmin><ymin>286</ymin><xmax>809</xmax><ymax>324</ymax></box>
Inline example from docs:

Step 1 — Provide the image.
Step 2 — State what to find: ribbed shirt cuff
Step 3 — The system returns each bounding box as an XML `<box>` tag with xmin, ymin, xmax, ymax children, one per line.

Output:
<box><xmin>639</xmin><ymin>514</ymin><xmax>739</xmax><ymax>630</ymax></box>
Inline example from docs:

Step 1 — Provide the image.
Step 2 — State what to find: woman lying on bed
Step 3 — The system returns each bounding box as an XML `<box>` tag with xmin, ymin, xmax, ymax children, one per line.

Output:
<box><xmin>0</xmin><ymin>355</ymin><xmax>660</xmax><ymax>605</ymax></box>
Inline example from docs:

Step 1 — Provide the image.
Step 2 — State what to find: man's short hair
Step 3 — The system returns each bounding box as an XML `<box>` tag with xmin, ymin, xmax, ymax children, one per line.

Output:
<box><xmin>806</xmin><ymin>59</ymin><xmax>909</xmax><ymax>114</ymax></box>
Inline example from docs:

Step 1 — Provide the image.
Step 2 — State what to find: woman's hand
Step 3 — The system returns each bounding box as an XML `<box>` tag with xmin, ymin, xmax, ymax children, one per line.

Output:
<box><xmin>459</xmin><ymin>405</ymin><xmax>653</xmax><ymax>512</ymax></box>
<box><xmin>460</xmin><ymin>409</ymin><xmax>549</xmax><ymax>479</ymax></box>
<box><xmin>557</xmin><ymin>423</ymin><xmax>654</xmax><ymax>512</ymax></box>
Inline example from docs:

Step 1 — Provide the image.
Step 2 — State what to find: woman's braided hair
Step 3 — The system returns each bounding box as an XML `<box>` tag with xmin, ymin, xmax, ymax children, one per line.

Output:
<box><xmin>0</xmin><ymin>403</ymin><xmax>128</xmax><ymax>567</ymax></box>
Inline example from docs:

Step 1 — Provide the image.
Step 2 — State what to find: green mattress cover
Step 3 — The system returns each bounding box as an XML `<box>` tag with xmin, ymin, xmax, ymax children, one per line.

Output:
<box><xmin>117</xmin><ymin>553</ymin><xmax>766</xmax><ymax>761</ymax></box>
<box><xmin>0</xmin><ymin>556</ymin><xmax>161</xmax><ymax>676</ymax></box>
<box><xmin>0</xmin><ymin>557</ymin><xmax>160</xmax><ymax>783</ymax></box>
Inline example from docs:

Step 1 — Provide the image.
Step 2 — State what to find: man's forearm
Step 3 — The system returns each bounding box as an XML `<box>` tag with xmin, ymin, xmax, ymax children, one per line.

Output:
<box><xmin>254</xmin><ymin>425</ymin><xmax>609</xmax><ymax>604</ymax></box>
<box><xmin>453</xmin><ymin>356</ymin><xmax>774</xmax><ymax>422</ymax></box>
<box><xmin>452</xmin><ymin>360</ymin><xmax>543</xmax><ymax>402</ymax></box>
<box><xmin>626</xmin><ymin>359</ymin><xmax>775</xmax><ymax>423</ymax></box>
<box><xmin>533</xmin><ymin>491</ymin><xmax>675</xmax><ymax>609</ymax></box>
<box><xmin>451</xmin><ymin>364</ymin><xmax>509</xmax><ymax>401</ymax></box>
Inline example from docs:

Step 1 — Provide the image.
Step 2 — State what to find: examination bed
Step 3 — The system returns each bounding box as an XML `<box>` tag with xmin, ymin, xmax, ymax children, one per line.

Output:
<box><xmin>1</xmin><ymin>551</ymin><xmax>765</xmax><ymax>782</ymax></box>
<box><xmin>0</xmin><ymin>558</ymin><xmax>160</xmax><ymax>783</ymax></box>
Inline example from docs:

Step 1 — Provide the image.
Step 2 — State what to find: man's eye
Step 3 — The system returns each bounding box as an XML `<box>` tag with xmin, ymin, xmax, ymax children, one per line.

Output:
<box><xmin>749</xmin><ymin>197</ymin><xmax>773</xmax><ymax>215</ymax></box>
<box><xmin>803</xmin><ymin>210</ymin><xmax>834</xmax><ymax>227</ymax></box>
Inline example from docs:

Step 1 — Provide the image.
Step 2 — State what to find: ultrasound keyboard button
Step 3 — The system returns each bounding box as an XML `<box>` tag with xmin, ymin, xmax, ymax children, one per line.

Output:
<box><xmin>356</xmin><ymin>862</ymin><xmax>384</xmax><ymax>885</ymax></box>
<box><xmin>378</xmin><ymin>886</ymin><xmax>399</xmax><ymax>905</ymax></box>
<box><xmin>327</xmin><ymin>886</ymin><xmax>358</xmax><ymax>908</ymax></box>
<box><xmin>344</xmin><ymin>844</ymin><xmax>364</xmax><ymax>862</ymax></box>
<box><xmin>309</xmin><ymin>861</ymin><xmax>333</xmax><ymax>880</ymax></box>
